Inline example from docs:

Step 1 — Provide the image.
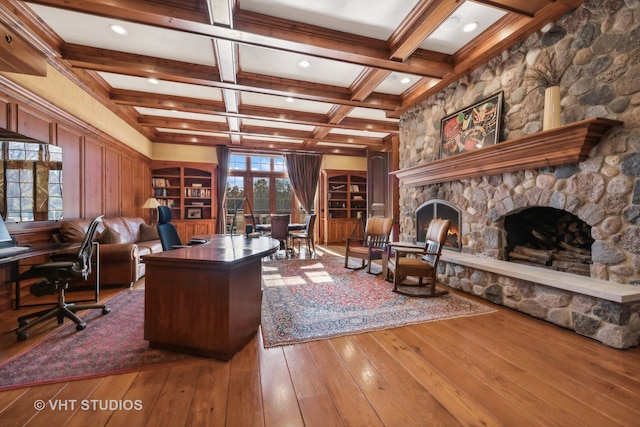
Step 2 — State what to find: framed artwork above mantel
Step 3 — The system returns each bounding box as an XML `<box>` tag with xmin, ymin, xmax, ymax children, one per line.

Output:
<box><xmin>440</xmin><ymin>92</ymin><xmax>503</xmax><ymax>159</ymax></box>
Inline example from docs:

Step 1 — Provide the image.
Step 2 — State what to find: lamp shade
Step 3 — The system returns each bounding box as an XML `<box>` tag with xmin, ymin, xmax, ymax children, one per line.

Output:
<box><xmin>142</xmin><ymin>197</ymin><xmax>161</xmax><ymax>209</ymax></box>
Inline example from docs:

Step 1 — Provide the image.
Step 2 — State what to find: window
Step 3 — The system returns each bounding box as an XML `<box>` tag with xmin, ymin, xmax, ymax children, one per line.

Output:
<box><xmin>275</xmin><ymin>178</ymin><xmax>292</xmax><ymax>214</ymax></box>
<box><xmin>226</xmin><ymin>154</ymin><xmax>300</xmax><ymax>229</ymax></box>
<box><xmin>253</xmin><ymin>177</ymin><xmax>269</xmax><ymax>214</ymax></box>
<box><xmin>2</xmin><ymin>142</ymin><xmax>63</xmax><ymax>222</ymax></box>
<box><xmin>229</xmin><ymin>154</ymin><xmax>247</xmax><ymax>171</ymax></box>
<box><xmin>226</xmin><ymin>175</ymin><xmax>244</xmax><ymax>233</ymax></box>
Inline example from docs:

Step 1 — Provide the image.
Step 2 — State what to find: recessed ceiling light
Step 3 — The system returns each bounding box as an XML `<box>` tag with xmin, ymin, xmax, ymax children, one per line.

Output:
<box><xmin>463</xmin><ymin>22</ymin><xmax>479</xmax><ymax>33</ymax></box>
<box><xmin>109</xmin><ymin>24</ymin><xmax>128</xmax><ymax>35</ymax></box>
<box><xmin>147</xmin><ymin>77</ymin><xmax>159</xmax><ymax>85</ymax></box>
<box><xmin>286</xmin><ymin>97</ymin><xmax>294</xmax><ymax>102</ymax></box>
<box><xmin>298</xmin><ymin>60</ymin><xmax>311</xmax><ymax>68</ymax></box>
<box><xmin>400</xmin><ymin>77</ymin><xmax>411</xmax><ymax>84</ymax></box>
<box><xmin>441</xmin><ymin>15</ymin><xmax>461</xmax><ymax>30</ymax></box>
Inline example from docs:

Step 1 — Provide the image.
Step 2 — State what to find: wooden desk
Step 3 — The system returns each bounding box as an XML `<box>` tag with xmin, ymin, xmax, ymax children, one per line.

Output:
<box><xmin>142</xmin><ymin>234</ymin><xmax>279</xmax><ymax>360</ymax></box>
<box><xmin>0</xmin><ymin>242</ymin><xmax>96</xmax><ymax>310</ymax></box>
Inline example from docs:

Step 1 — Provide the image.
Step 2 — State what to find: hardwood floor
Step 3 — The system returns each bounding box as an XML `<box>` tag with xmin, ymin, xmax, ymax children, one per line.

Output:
<box><xmin>1</xmin><ymin>244</ymin><xmax>639</xmax><ymax>426</ymax></box>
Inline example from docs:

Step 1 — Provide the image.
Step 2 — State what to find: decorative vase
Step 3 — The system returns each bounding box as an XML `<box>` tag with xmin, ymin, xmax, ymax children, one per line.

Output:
<box><xmin>543</xmin><ymin>86</ymin><xmax>561</xmax><ymax>130</ymax></box>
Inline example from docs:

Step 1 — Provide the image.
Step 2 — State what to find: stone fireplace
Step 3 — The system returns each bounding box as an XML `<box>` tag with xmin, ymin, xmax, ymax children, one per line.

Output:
<box><xmin>392</xmin><ymin>3</ymin><xmax>640</xmax><ymax>348</ymax></box>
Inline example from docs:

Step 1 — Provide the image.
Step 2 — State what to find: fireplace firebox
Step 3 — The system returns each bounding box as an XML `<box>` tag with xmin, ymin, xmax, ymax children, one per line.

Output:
<box><xmin>504</xmin><ymin>207</ymin><xmax>593</xmax><ymax>276</ymax></box>
<box><xmin>415</xmin><ymin>200</ymin><xmax>461</xmax><ymax>250</ymax></box>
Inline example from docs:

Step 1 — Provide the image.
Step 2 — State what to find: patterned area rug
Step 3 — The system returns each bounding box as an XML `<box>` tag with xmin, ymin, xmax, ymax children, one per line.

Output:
<box><xmin>0</xmin><ymin>289</ymin><xmax>200</xmax><ymax>391</ymax></box>
<box><xmin>261</xmin><ymin>257</ymin><xmax>496</xmax><ymax>347</ymax></box>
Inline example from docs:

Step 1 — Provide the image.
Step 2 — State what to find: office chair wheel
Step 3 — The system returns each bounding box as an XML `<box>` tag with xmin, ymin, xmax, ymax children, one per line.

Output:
<box><xmin>76</xmin><ymin>322</ymin><xmax>87</xmax><ymax>331</ymax></box>
<box><xmin>102</xmin><ymin>307</ymin><xmax>110</xmax><ymax>315</ymax></box>
<box><xmin>17</xmin><ymin>331</ymin><xmax>28</xmax><ymax>342</ymax></box>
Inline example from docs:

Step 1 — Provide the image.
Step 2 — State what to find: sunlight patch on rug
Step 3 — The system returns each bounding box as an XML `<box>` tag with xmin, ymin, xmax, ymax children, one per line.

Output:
<box><xmin>261</xmin><ymin>257</ymin><xmax>496</xmax><ymax>347</ymax></box>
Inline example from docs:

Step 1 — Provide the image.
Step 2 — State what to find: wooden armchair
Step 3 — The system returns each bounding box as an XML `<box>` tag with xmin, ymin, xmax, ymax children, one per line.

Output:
<box><xmin>385</xmin><ymin>218</ymin><xmax>451</xmax><ymax>297</ymax></box>
<box><xmin>344</xmin><ymin>217</ymin><xmax>394</xmax><ymax>274</ymax></box>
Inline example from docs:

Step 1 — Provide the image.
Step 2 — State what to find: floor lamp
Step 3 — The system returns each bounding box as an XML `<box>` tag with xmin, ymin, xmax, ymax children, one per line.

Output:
<box><xmin>142</xmin><ymin>197</ymin><xmax>161</xmax><ymax>224</ymax></box>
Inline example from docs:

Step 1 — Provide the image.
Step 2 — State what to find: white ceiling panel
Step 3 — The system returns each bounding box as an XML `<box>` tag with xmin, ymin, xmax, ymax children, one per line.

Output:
<box><xmin>28</xmin><ymin>4</ymin><xmax>216</xmax><ymax>66</ymax></box>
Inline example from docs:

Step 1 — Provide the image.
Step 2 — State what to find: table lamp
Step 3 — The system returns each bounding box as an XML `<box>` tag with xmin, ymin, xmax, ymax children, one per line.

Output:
<box><xmin>142</xmin><ymin>197</ymin><xmax>161</xmax><ymax>224</ymax></box>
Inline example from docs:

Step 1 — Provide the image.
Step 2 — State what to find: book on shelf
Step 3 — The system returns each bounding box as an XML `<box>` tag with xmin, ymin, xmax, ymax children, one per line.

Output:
<box><xmin>185</xmin><ymin>188</ymin><xmax>211</xmax><ymax>197</ymax></box>
<box><xmin>158</xmin><ymin>199</ymin><xmax>176</xmax><ymax>208</ymax></box>
<box><xmin>152</xmin><ymin>178</ymin><xmax>169</xmax><ymax>187</ymax></box>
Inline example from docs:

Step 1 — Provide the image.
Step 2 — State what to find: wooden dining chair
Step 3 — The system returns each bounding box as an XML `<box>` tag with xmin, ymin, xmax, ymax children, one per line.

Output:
<box><xmin>290</xmin><ymin>214</ymin><xmax>317</xmax><ymax>255</ymax></box>
<box><xmin>385</xmin><ymin>218</ymin><xmax>451</xmax><ymax>297</ymax></box>
<box><xmin>269</xmin><ymin>214</ymin><xmax>292</xmax><ymax>257</ymax></box>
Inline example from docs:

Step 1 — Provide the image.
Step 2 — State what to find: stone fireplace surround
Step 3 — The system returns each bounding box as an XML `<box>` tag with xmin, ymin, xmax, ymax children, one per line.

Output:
<box><xmin>393</xmin><ymin>2</ymin><xmax>640</xmax><ymax>348</ymax></box>
<box><xmin>397</xmin><ymin>126</ymin><xmax>640</xmax><ymax>348</ymax></box>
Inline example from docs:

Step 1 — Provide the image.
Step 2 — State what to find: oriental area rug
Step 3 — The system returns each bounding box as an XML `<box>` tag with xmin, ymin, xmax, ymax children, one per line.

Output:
<box><xmin>261</xmin><ymin>257</ymin><xmax>496</xmax><ymax>348</ymax></box>
<box><xmin>0</xmin><ymin>289</ymin><xmax>201</xmax><ymax>391</ymax></box>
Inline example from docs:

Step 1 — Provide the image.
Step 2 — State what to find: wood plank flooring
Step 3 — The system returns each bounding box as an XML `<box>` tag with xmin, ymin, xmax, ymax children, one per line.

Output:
<box><xmin>1</xmin><ymin>245</ymin><xmax>639</xmax><ymax>426</ymax></box>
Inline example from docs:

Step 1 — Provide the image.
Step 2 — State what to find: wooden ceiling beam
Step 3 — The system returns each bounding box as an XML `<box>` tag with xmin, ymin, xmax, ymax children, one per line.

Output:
<box><xmin>139</xmin><ymin>115</ymin><xmax>387</xmax><ymax>147</ymax></box>
<box><xmin>388</xmin><ymin>0</ymin><xmax>463</xmax><ymax>61</ymax></box>
<box><xmin>25</xmin><ymin>0</ymin><xmax>452</xmax><ymax>78</ymax></box>
<box><xmin>110</xmin><ymin>90</ymin><xmax>227</xmax><ymax>113</ymax></box>
<box><xmin>350</xmin><ymin>69</ymin><xmax>391</xmax><ymax>102</ymax></box>
<box><xmin>62</xmin><ymin>44</ymin><xmax>220</xmax><ymax>83</ymax></box>
<box><xmin>473</xmin><ymin>0</ymin><xmax>555</xmax><ymax>18</ymax></box>
<box><xmin>235</xmin><ymin>73</ymin><xmax>400</xmax><ymax>111</ymax></box>
<box><xmin>64</xmin><ymin>44</ymin><xmax>401</xmax><ymax>111</ymax></box>
<box><xmin>112</xmin><ymin>90</ymin><xmax>398</xmax><ymax>133</ymax></box>
<box><xmin>233</xmin><ymin>9</ymin><xmax>453</xmax><ymax>79</ymax></box>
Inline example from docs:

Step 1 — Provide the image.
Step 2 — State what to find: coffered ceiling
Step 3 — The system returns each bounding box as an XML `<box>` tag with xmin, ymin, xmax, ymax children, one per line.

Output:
<box><xmin>2</xmin><ymin>0</ymin><xmax>585</xmax><ymax>156</ymax></box>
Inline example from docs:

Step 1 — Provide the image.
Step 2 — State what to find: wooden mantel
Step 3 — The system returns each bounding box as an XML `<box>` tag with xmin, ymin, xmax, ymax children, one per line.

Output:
<box><xmin>391</xmin><ymin>118</ymin><xmax>623</xmax><ymax>187</ymax></box>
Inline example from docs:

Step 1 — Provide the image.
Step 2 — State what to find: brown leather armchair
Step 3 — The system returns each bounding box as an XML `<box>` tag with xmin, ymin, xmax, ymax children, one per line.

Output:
<box><xmin>385</xmin><ymin>218</ymin><xmax>451</xmax><ymax>297</ymax></box>
<box><xmin>344</xmin><ymin>217</ymin><xmax>393</xmax><ymax>274</ymax></box>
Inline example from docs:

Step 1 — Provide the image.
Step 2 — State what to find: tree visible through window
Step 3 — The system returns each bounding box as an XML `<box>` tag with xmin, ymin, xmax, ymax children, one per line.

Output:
<box><xmin>3</xmin><ymin>142</ymin><xmax>63</xmax><ymax>222</ymax></box>
<box><xmin>225</xmin><ymin>154</ymin><xmax>300</xmax><ymax>231</ymax></box>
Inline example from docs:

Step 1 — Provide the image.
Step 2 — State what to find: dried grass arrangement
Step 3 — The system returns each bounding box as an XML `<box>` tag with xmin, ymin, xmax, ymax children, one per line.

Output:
<box><xmin>525</xmin><ymin>49</ymin><xmax>570</xmax><ymax>89</ymax></box>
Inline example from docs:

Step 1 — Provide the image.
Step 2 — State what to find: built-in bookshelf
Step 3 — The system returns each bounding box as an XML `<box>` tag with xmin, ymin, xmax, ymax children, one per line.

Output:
<box><xmin>321</xmin><ymin>170</ymin><xmax>367</xmax><ymax>243</ymax></box>
<box><xmin>151</xmin><ymin>163</ymin><xmax>214</xmax><ymax>221</ymax></box>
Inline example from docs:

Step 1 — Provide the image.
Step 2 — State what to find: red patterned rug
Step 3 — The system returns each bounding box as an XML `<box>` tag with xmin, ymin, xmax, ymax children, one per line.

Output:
<box><xmin>0</xmin><ymin>289</ymin><xmax>200</xmax><ymax>391</ymax></box>
<box><xmin>261</xmin><ymin>257</ymin><xmax>496</xmax><ymax>347</ymax></box>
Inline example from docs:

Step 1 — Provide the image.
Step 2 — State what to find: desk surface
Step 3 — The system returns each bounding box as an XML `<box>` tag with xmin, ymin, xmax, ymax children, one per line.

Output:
<box><xmin>0</xmin><ymin>242</ymin><xmax>75</xmax><ymax>265</ymax></box>
<box><xmin>143</xmin><ymin>234</ymin><xmax>279</xmax><ymax>264</ymax></box>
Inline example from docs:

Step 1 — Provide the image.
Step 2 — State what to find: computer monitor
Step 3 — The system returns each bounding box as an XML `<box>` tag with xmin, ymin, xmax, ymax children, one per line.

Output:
<box><xmin>0</xmin><ymin>215</ymin><xmax>14</xmax><ymax>243</ymax></box>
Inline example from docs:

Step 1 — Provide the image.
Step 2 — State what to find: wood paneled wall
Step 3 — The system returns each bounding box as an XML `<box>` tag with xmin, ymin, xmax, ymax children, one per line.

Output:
<box><xmin>0</xmin><ymin>85</ymin><xmax>152</xmax><ymax>312</ymax></box>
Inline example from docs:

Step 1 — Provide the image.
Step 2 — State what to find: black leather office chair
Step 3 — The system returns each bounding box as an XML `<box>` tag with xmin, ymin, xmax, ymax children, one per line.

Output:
<box><xmin>157</xmin><ymin>206</ymin><xmax>207</xmax><ymax>250</ymax></box>
<box><xmin>16</xmin><ymin>215</ymin><xmax>110</xmax><ymax>341</ymax></box>
<box><xmin>157</xmin><ymin>206</ymin><xmax>183</xmax><ymax>251</ymax></box>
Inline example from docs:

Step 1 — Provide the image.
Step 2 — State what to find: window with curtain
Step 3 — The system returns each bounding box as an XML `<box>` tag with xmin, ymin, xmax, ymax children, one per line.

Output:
<box><xmin>226</xmin><ymin>154</ymin><xmax>301</xmax><ymax>229</ymax></box>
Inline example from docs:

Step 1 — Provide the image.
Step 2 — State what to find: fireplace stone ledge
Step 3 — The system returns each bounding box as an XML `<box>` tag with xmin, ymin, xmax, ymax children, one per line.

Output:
<box><xmin>439</xmin><ymin>252</ymin><xmax>640</xmax><ymax>348</ymax></box>
<box><xmin>441</xmin><ymin>252</ymin><xmax>640</xmax><ymax>303</ymax></box>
